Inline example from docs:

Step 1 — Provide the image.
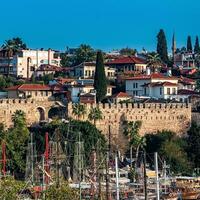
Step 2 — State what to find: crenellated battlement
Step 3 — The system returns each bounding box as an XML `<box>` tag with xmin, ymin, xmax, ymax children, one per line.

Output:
<box><xmin>0</xmin><ymin>98</ymin><xmax>53</xmax><ymax>104</ymax></box>
<box><xmin>68</xmin><ymin>102</ymin><xmax>191</xmax><ymax>110</ymax></box>
<box><xmin>68</xmin><ymin>102</ymin><xmax>192</xmax><ymax>145</ymax></box>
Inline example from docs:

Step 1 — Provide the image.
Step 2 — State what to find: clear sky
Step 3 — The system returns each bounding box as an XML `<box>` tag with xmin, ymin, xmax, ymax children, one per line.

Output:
<box><xmin>1</xmin><ymin>0</ymin><xmax>200</xmax><ymax>52</ymax></box>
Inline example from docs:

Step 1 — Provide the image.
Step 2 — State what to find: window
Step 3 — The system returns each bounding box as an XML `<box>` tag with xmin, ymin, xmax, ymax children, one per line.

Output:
<box><xmin>41</xmin><ymin>91</ymin><xmax>43</xmax><ymax>96</ymax></box>
<box><xmin>167</xmin><ymin>88</ymin><xmax>170</xmax><ymax>95</ymax></box>
<box><xmin>160</xmin><ymin>87</ymin><xmax>162</xmax><ymax>95</ymax></box>
<box><xmin>144</xmin><ymin>88</ymin><xmax>147</xmax><ymax>95</ymax></box>
<box><xmin>172</xmin><ymin>88</ymin><xmax>176</xmax><ymax>94</ymax></box>
<box><xmin>46</xmin><ymin>91</ymin><xmax>48</xmax><ymax>96</ymax></box>
<box><xmin>35</xmin><ymin>91</ymin><xmax>38</xmax><ymax>96</ymax></box>
<box><xmin>133</xmin><ymin>82</ymin><xmax>138</xmax><ymax>88</ymax></box>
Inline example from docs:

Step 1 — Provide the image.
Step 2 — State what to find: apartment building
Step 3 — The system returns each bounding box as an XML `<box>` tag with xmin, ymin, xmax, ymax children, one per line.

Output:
<box><xmin>0</xmin><ymin>49</ymin><xmax>61</xmax><ymax>78</ymax></box>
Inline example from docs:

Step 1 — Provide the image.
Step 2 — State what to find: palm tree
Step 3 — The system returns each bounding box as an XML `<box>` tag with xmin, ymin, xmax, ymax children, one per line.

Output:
<box><xmin>147</xmin><ymin>53</ymin><xmax>162</xmax><ymax>72</ymax></box>
<box><xmin>12</xmin><ymin>110</ymin><xmax>26</xmax><ymax>127</ymax></box>
<box><xmin>124</xmin><ymin>121</ymin><xmax>145</xmax><ymax>171</ymax></box>
<box><xmin>88</xmin><ymin>107</ymin><xmax>103</xmax><ymax>125</ymax></box>
<box><xmin>2</xmin><ymin>37</ymin><xmax>27</xmax><ymax>76</ymax></box>
<box><xmin>72</xmin><ymin>103</ymin><xmax>86</xmax><ymax>120</ymax></box>
<box><xmin>75</xmin><ymin>44</ymin><xmax>96</xmax><ymax>65</ymax></box>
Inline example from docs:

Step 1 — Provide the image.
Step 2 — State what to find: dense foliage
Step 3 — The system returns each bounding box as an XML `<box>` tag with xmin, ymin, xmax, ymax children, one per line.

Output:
<box><xmin>145</xmin><ymin>130</ymin><xmax>192</xmax><ymax>174</ymax></box>
<box><xmin>157</xmin><ymin>29</ymin><xmax>168</xmax><ymax>63</ymax></box>
<box><xmin>31</xmin><ymin>119</ymin><xmax>107</xmax><ymax>166</ymax></box>
<box><xmin>119</xmin><ymin>47</ymin><xmax>137</xmax><ymax>56</ymax></box>
<box><xmin>194</xmin><ymin>36</ymin><xmax>200</xmax><ymax>54</ymax></box>
<box><xmin>94</xmin><ymin>51</ymin><xmax>107</xmax><ymax>102</ymax></box>
<box><xmin>0</xmin><ymin>177</ymin><xmax>26</xmax><ymax>200</ymax></box>
<box><xmin>43</xmin><ymin>182</ymin><xmax>79</xmax><ymax>200</ymax></box>
<box><xmin>187</xmin><ymin>35</ymin><xmax>193</xmax><ymax>52</ymax></box>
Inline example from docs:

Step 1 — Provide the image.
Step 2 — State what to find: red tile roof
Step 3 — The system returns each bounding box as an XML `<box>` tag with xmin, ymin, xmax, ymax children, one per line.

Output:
<box><xmin>179</xmin><ymin>76</ymin><xmax>195</xmax><ymax>84</ymax></box>
<box><xmin>37</xmin><ymin>64</ymin><xmax>62</xmax><ymax>72</ymax></box>
<box><xmin>125</xmin><ymin>73</ymin><xmax>178</xmax><ymax>80</ymax></box>
<box><xmin>56</xmin><ymin>78</ymin><xmax>75</xmax><ymax>85</ymax></box>
<box><xmin>144</xmin><ymin>82</ymin><xmax>178</xmax><ymax>87</ymax></box>
<box><xmin>178</xmin><ymin>89</ymin><xmax>200</xmax><ymax>95</ymax></box>
<box><xmin>112</xmin><ymin>92</ymin><xmax>130</xmax><ymax>98</ymax></box>
<box><xmin>106</xmin><ymin>56</ymin><xmax>146</xmax><ymax>65</ymax></box>
<box><xmin>7</xmin><ymin>84</ymin><xmax>51</xmax><ymax>91</ymax></box>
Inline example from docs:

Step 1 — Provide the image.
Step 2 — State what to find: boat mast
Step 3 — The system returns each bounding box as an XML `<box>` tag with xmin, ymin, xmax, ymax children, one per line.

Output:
<box><xmin>154</xmin><ymin>152</ymin><xmax>160</xmax><ymax>200</ymax></box>
<box><xmin>115</xmin><ymin>154</ymin><xmax>120</xmax><ymax>200</ymax></box>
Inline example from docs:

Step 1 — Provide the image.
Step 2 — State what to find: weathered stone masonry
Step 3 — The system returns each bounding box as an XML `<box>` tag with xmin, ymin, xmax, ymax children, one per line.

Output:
<box><xmin>0</xmin><ymin>99</ymin><xmax>56</xmax><ymax>128</ymax></box>
<box><xmin>67</xmin><ymin>103</ymin><xmax>191</xmax><ymax>138</ymax></box>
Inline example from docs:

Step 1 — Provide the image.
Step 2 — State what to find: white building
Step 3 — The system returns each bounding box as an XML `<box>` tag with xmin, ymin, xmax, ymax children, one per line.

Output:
<box><xmin>0</xmin><ymin>49</ymin><xmax>61</xmax><ymax>78</ymax></box>
<box><xmin>66</xmin><ymin>79</ymin><xmax>113</xmax><ymax>103</ymax></box>
<box><xmin>125</xmin><ymin>73</ymin><xmax>179</xmax><ymax>100</ymax></box>
<box><xmin>73</xmin><ymin>62</ymin><xmax>116</xmax><ymax>79</ymax></box>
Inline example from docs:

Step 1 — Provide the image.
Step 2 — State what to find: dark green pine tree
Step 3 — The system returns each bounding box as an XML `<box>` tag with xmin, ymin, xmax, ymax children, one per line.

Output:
<box><xmin>157</xmin><ymin>29</ymin><xmax>168</xmax><ymax>63</ymax></box>
<box><xmin>187</xmin><ymin>35</ymin><xmax>193</xmax><ymax>53</ymax></box>
<box><xmin>94</xmin><ymin>51</ymin><xmax>107</xmax><ymax>103</ymax></box>
<box><xmin>194</xmin><ymin>36</ymin><xmax>200</xmax><ymax>54</ymax></box>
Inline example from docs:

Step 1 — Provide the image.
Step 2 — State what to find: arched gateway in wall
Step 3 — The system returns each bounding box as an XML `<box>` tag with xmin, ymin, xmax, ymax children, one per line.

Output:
<box><xmin>36</xmin><ymin>107</ymin><xmax>46</xmax><ymax>121</ymax></box>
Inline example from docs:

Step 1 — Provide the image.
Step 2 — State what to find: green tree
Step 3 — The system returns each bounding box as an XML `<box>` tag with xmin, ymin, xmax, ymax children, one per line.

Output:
<box><xmin>119</xmin><ymin>47</ymin><xmax>137</xmax><ymax>56</ymax></box>
<box><xmin>88</xmin><ymin>107</ymin><xmax>103</xmax><ymax>125</ymax></box>
<box><xmin>187</xmin><ymin>122</ymin><xmax>200</xmax><ymax>167</ymax></box>
<box><xmin>194</xmin><ymin>36</ymin><xmax>200</xmax><ymax>54</ymax></box>
<box><xmin>147</xmin><ymin>52</ymin><xmax>162</xmax><ymax>72</ymax></box>
<box><xmin>0</xmin><ymin>177</ymin><xmax>26</xmax><ymax>200</ymax></box>
<box><xmin>43</xmin><ymin>182</ymin><xmax>79</xmax><ymax>200</ymax></box>
<box><xmin>0</xmin><ymin>75</ymin><xmax>7</xmax><ymax>90</ymax></box>
<box><xmin>72</xmin><ymin>103</ymin><xmax>86</xmax><ymax>120</ymax></box>
<box><xmin>2</xmin><ymin>37</ymin><xmax>27</xmax><ymax>76</ymax></box>
<box><xmin>145</xmin><ymin>130</ymin><xmax>191</xmax><ymax>174</ymax></box>
<box><xmin>124</xmin><ymin>121</ymin><xmax>145</xmax><ymax>170</ymax></box>
<box><xmin>187</xmin><ymin>35</ymin><xmax>193</xmax><ymax>53</ymax></box>
<box><xmin>60</xmin><ymin>52</ymin><xmax>72</xmax><ymax>67</ymax></box>
<box><xmin>157</xmin><ymin>29</ymin><xmax>168</xmax><ymax>63</ymax></box>
<box><xmin>41</xmin><ymin>73</ymin><xmax>54</xmax><ymax>84</ymax></box>
<box><xmin>7</xmin><ymin>110</ymin><xmax>29</xmax><ymax>178</ymax></box>
<box><xmin>94</xmin><ymin>51</ymin><xmax>107</xmax><ymax>102</ymax></box>
<box><xmin>73</xmin><ymin>44</ymin><xmax>96</xmax><ymax>65</ymax></box>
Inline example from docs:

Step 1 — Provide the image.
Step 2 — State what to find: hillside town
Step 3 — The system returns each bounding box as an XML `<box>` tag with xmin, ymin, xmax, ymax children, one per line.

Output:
<box><xmin>0</xmin><ymin>31</ymin><xmax>200</xmax><ymax>199</ymax></box>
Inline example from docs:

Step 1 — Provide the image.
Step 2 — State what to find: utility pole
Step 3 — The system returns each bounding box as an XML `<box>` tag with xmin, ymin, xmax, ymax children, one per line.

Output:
<box><xmin>115</xmin><ymin>154</ymin><xmax>120</xmax><ymax>200</ymax></box>
<box><xmin>154</xmin><ymin>152</ymin><xmax>160</xmax><ymax>200</ymax></box>
<box><xmin>143</xmin><ymin>150</ymin><xmax>147</xmax><ymax>200</ymax></box>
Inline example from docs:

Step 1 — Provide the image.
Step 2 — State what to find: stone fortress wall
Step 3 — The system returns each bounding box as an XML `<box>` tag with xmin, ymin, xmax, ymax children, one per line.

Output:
<box><xmin>0</xmin><ymin>99</ymin><xmax>192</xmax><ymax>147</ymax></box>
<box><xmin>68</xmin><ymin>102</ymin><xmax>192</xmax><ymax>147</ymax></box>
<box><xmin>0</xmin><ymin>99</ymin><xmax>57</xmax><ymax>128</ymax></box>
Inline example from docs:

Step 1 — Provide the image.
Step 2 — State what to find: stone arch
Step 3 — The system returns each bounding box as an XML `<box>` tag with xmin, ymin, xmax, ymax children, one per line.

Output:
<box><xmin>36</xmin><ymin>107</ymin><xmax>46</xmax><ymax>121</ymax></box>
<box><xmin>48</xmin><ymin>106</ymin><xmax>66</xmax><ymax>119</ymax></box>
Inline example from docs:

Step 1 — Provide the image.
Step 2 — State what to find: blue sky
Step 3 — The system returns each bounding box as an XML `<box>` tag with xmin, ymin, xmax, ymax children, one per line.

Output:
<box><xmin>1</xmin><ymin>0</ymin><xmax>200</xmax><ymax>52</ymax></box>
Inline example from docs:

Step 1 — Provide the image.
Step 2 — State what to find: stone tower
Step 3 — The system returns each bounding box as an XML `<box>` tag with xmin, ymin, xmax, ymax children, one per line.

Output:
<box><xmin>172</xmin><ymin>32</ymin><xmax>176</xmax><ymax>63</ymax></box>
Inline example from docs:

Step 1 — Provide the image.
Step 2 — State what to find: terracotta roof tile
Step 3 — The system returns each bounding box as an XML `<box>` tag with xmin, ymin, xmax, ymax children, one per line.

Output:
<box><xmin>125</xmin><ymin>73</ymin><xmax>178</xmax><ymax>80</ymax></box>
<box><xmin>112</xmin><ymin>92</ymin><xmax>130</xmax><ymax>98</ymax></box>
<box><xmin>106</xmin><ymin>56</ymin><xmax>146</xmax><ymax>65</ymax></box>
<box><xmin>7</xmin><ymin>84</ymin><xmax>51</xmax><ymax>91</ymax></box>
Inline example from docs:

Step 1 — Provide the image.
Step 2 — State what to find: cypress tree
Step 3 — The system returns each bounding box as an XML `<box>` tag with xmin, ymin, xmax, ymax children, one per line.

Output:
<box><xmin>194</xmin><ymin>36</ymin><xmax>200</xmax><ymax>54</ymax></box>
<box><xmin>94</xmin><ymin>51</ymin><xmax>107</xmax><ymax>102</ymax></box>
<box><xmin>157</xmin><ymin>29</ymin><xmax>168</xmax><ymax>63</ymax></box>
<box><xmin>187</xmin><ymin>36</ymin><xmax>193</xmax><ymax>53</ymax></box>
